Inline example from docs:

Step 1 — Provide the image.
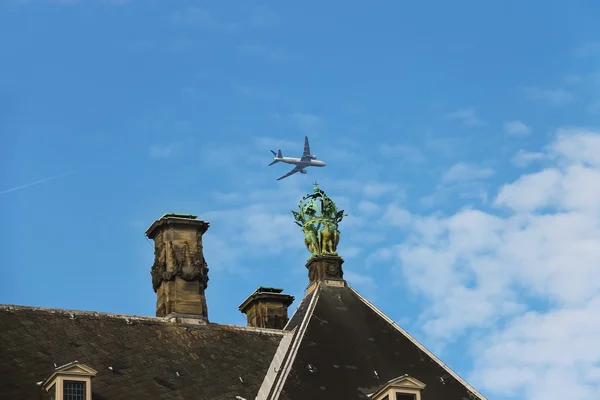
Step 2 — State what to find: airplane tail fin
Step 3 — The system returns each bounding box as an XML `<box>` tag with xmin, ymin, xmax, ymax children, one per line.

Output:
<box><xmin>269</xmin><ymin>149</ymin><xmax>283</xmax><ymax>166</ymax></box>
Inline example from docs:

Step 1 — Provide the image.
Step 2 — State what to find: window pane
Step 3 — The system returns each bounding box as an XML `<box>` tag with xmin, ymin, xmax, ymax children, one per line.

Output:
<box><xmin>396</xmin><ymin>393</ymin><xmax>416</xmax><ymax>400</ymax></box>
<box><xmin>49</xmin><ymin>384</ymin><xmax>56</xmax><ymax>400</ymax></box>
<box><xmin>63</xmin><ymin>380</ymin><xmax>86</xmax><ymax>400</ymax></box>
<box><xmin>381</xmin><ymin>395</ymin><xmax>389</xmax><ymax>400</ymax></box>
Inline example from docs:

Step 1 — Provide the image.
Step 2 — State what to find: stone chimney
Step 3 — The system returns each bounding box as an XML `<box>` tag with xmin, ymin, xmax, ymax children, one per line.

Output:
<box><xmin>146</xmin><ymin>213</ymin><xmax>210</xmax><ymax>322</ymax></box>
<box><xmin>239</xmin><ymin>287</ymin><xmax>295</xmax><ymax>330</ymax></box>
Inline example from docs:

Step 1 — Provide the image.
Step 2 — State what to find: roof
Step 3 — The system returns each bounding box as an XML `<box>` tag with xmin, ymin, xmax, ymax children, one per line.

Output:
<box><xmin>283</xmin><ymin>289</ymin><xmax>315</xmax><ymax>332</ymax></box>
<box><xmin>264</xmin><ymin>282</ymin><xmax>487</xmax><ymax>400</ymax></box>
<box><xmin>0</xmin><ymin>305</ymin><xmax>287</xmax><ymax>400</ymax></box>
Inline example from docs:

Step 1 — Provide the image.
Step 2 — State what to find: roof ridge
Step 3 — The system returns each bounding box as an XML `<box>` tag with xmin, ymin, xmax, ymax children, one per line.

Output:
<box><xmin>0</xmin><ymin>304</ymin><xmax>162</xmax><ymax>323</ymax></box>
<box><xmin>0</xmin><ymin>304</ymin><xmax>288</xmax><ymax>335</ymax></box>
<box><xmin>346</xmin><ymin>285</ymin><xmax>488</xmax><ymax>400</ymax></box>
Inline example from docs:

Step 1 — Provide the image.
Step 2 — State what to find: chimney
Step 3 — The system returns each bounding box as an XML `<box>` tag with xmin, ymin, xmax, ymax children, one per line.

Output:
<box><xmin>146</xmin><ymin>213</ymin><xmax>210</xmax><ymax>322</ymax></box>
<box><xmin>239</xmin><ymin>287</ymin><xmax>295</xmax><ymax>330</ymax></box>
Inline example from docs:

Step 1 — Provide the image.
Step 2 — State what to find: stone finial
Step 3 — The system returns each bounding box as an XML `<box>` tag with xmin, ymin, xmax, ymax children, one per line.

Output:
<box><xmin>292</xmin><ymin>185</ymin><xmax>347</xmax><ymax>284</ymax></box>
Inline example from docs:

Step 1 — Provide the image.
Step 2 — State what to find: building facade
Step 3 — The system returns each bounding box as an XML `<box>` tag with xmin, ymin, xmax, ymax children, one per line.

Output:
<box><xmin>0</xmin><ymin>186</ymin><xmax>487</xmax><ymax>400</ymax></box>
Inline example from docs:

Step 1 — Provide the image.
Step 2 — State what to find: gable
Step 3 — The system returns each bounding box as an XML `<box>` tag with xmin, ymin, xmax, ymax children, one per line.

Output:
<box><xmin>271</xmin><ymin>284</ymin><xmax>486</xmax><ymax>400</ymax></box>
<box><xmin>54</xmin><ymin>361</ymin><xmax>97</xmax><ymax>376</ymax></box>
<box><xmin>387</xmin><ymin>375</ymin><xmax>426</xmax><ymax>389</ymax></box>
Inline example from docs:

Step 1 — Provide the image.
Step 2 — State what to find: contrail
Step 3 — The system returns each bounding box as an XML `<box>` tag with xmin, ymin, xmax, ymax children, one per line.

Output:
<box><xmin>0</xmin><ymin>171</ymin><xmax>74</xmax><ymax>196</ymax></box>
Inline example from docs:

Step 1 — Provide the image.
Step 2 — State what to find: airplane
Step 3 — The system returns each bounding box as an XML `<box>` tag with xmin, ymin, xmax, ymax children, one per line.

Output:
<box><xmin>269</xmin><ymin>136</ymin><xmax>326</xmax><ymax>181</ymax></box>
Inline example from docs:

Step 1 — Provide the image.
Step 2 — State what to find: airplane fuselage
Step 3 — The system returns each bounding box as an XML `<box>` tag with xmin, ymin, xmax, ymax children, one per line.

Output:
<box><xmin>279</xmin><ymin>157</ymin><xmax>326</xmax><ymax>167</ymax></box>
<box><xmin>269</xmin><ymin>136</ymin><xmax>326</xmax><ymax>180</ymax></box>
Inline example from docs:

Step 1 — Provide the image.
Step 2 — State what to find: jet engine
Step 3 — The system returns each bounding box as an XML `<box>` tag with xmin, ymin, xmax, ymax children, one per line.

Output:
<box><xmin>300</xmin><ymin>169</ymin><xmax>307</xmax><ymax>174</ymax></box>
<box><xmin>310</xmin><ymin>155</ymin><xmax>317</xmax><ymax>159</ymax></box>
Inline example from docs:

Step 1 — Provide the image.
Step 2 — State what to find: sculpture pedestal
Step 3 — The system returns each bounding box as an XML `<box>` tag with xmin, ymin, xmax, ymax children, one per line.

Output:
<box><xmin>306</xmin><ymin>255</ymin><xmax>344</xmax><ymax>284</ymax></box>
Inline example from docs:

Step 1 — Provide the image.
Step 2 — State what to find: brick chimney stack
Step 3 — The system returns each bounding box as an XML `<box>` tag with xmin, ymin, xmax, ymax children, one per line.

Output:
<box><xmin>239</xmin><ymin>287</ymin><xmax>295</xmax><ymax>330</ymax></box>
<box><xmin>146</xmin><ymin>213</ymin><xmax>210</xmax><ymax>322</ymax></box>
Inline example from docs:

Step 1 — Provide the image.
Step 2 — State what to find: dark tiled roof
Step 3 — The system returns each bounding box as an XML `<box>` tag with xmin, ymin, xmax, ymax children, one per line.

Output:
<box><xmin>284</xmin><ymin>289</ymin><xmax>315</xmax><ymax>332</ymax></box>
<box><xmin>278</xmin><ymin>284</ymin><xmax>484</xmax><ymax>400</ymax></box>
<box><xmin>0</xmin><ymin>305</ymin><xmax>285</xmax><ymax>400</ymax></box>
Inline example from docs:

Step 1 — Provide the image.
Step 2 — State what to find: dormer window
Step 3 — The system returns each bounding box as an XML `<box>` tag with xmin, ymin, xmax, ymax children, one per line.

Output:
<box><xmin>64</xmin><ymin>380</ymin><xmax>86</xmax><ymax>399</ymax></box>
<box><xmin>41</xmin><ymin>361</ymin><xmax>97</xmax><ymax>400</ymax></box>
<box><xmin>369</xmin><ymin>375</ymin><xmax>426</xmax><ymax>400</ymax></box>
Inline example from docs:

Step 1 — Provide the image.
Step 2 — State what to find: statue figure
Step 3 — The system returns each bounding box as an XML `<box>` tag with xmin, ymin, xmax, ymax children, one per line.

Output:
<box><xmin>292</xmin><ymin>183</ymin><xmax>347</xmax><ymax>261</ymax></box>
<box><xmin>319</xmin><ymin>222</ymin><xmax>336</xmax><ymax>255</ymax></box>
<box><xmin>302</xmin><ymin>224</ymin><xmax>321</xmax><ymax>255</ymax></box>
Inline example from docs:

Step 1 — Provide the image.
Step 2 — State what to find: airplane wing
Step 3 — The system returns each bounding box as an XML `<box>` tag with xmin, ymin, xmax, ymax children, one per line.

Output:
<box><xmin>301</xmin><ymin>136</ymin><xmax>311</xmax><ymax>160</ymax></box>
<box><xmin>276</xmin><ymin>165</ymin><xmax>303</xmax><ymax>181</ymax></box>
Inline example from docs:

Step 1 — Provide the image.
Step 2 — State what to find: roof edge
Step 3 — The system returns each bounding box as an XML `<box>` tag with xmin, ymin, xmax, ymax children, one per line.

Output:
<box><xmin>346</xmin><ymin>286</ymin><xmax>488</xmax><ymax>400</ymax></box>
<box><xmin>255</xmin><ymin>327</ymin><xmax>295</xmax><ymax>399</ymax></box>
<box><xmin>0</xmin><ymin>304</ymin><xmax>289</xmax><ymax>336</ymax></box>
<box><xmin>264</xmin><ymin>284</ymin><xmax>322</xmax><ymax>400</ymax></box>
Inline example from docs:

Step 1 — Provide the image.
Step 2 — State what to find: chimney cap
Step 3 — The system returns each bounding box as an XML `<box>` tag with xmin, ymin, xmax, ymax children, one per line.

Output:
<box><xmin>161</xmin><ymin>213</ymin><xmax>198</xmax><ymax>220</ymax></box>
<box><xmin>145</xmin><ymin>213</ymin><xmax>209</xmax><ymax>239</ymax></box>
<box><xmin>255</xmin><ymin>286</ymin><xmax>284</xmax><ymax>294</ymax></box>
<box><xmin>238</xmin><ymin>287</ymin><xmax>295</xmax><ymax>313</ymax></box>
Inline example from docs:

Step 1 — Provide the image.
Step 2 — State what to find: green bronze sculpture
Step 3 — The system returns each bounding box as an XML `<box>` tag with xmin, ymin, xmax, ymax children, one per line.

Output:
<box><xmin>292</xmin><ymin>182</ymin><xmax>347</xmax><ymax>261</ymax></box>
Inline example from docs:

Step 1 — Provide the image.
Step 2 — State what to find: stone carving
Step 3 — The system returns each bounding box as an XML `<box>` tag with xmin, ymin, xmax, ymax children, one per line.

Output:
<box><xmin>151</xmin><ymin>240</ymin><xmax>209</xmax><ymax>292</ymax></box>
<box><xmin>151</xmin><ymin>244</ymin><xmax>167</xmax><ymax>292</ymax></box>
<box><xmin>292</xmin><ymin>182</ymin><xmax>347</xmax><ymax>262</ymax></box>
<box><xmin>326</xmin><ymin>260</ymin><xmax>341</xmax><ymax>276</ymax></box>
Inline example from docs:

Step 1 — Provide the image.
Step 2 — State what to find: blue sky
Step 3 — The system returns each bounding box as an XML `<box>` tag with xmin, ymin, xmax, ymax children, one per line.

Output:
<box><xmin>2</xmin><ymin>1</ymin><xmax>600</xmax><ymax>399</ymax></box>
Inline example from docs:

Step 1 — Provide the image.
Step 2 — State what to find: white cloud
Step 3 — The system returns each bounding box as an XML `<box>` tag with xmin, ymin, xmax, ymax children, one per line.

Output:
<box><xmin>379</xmin><ymin>143</ymin><xmax>426</xmax><ymax>163</ymax></box>
<box><xmin>357</xmin><ymin>200</ymin><xmax>380</xmax><ymax>215</ymax></box>
<box><xmin>446</xmin><ymin>108</ymin><xmax>486</xmax><ymax>127</ymax></box>
<box><xmin>511</xmin><ymin>150</ymin><xmax>545</xmax><ymax>167</ymax></box>
<box><xmin>441</xmin><ymin>163</ymin><xmax>495</xmax><ymax>183</ymax></box>
<box><xmin>551</xmin><ymin>128</ymin><xmax>600</xmax><ymax>167</ymax></box>
<box><xmin>316</xmin><ymin>179</ymin><xmax>401</xmax><ymax>199</ymax></box>
<box><xmin>291</xmin><ymin>112</ymin><xmax>321</xmax><ymax>133</ymax></box>
<box><xmin>248</xmin><ymin>7</ymin><xmax>280</xmax><ymax>28</ymax></box>
<box><xmin>420</xmin><ymin>164</ymin><xmax>495</xmax><ymax>208</ymax></box>
<box><xmin>345</xmin><ymin>270</ymin><xmax>377</xmax><ymax>299</ymax></box>
<box><xmin>471</xmin><ymin>297</ymin><xmax>600</xmax><ymax>400</ymax></box>
<box><xmin>586</xmin><ymin>100</ymin><xmax>600</xmax><ymax>115</ymax></box>
<box><xmin>236</xmin><ymin>86</ymin><xmax>278</xmax><ymax>100</ymax></box>
<box><xmin>202</xmin><ymin>204</ymin><xmax>305</xmax><ymax>270</ymax></box>
<box><xmin>252</xmin><ymin>137</ymin><xmax>298</xmax><ymax>152</ymax></box>
<box><xmin>574</xmin><ymin>41</ymin><xmax>600</xmax><ymax>58</ymax></box>
<box><xmin>17</xmin><ymin>0</ymin><xmax>132</xmax><ymax>4</ymax></box>
<box><xmin>564</xmin><ymin>74</ymin><xmax>584</xmax><ymax>85</ymax></box>
<box><xmin>337</xmin><ymin>246</ymin><xmax>362</xmax><ymax>260</ymax></box>
<box><xmin>237</xmin><ymin>45</ymin><xmax>284</xmax><ymax>61</ymax></box>
<box><xmin>172</xmin><ymin>7</ymin><xmax>236</xmax><ymax>29</ymax></box>
<box><xmin>149</xmin><ymin>143</ymin><xmax>180</xmax><ymax>158</ymax></box>
<box><xmin>380</xmin><ymin>204</ymin><xmax>412</xmax><ymax>227</ymax></box>
<box><xmin>362</xmin><ymin>182</ymin><xmax>399</xmax><ymax>198</ymax></box>
<box><xmin>389</xmin><ymin>128</ymin><xmax>600</xmax><ymax>399</ymax></box>
<box><xmin>504</xmin><ymin>120</ymin><xmax>531</xmax><ymax>136</ymax></box>
<box><xmin>494</xmin><ymin>168</ymin><xmax>562</xmax><ymax>212</ymax></box>
<box><xmin>523</xmin><ymin>86</ymin><xmax>574</xmax><ymax>105</ymax></box>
